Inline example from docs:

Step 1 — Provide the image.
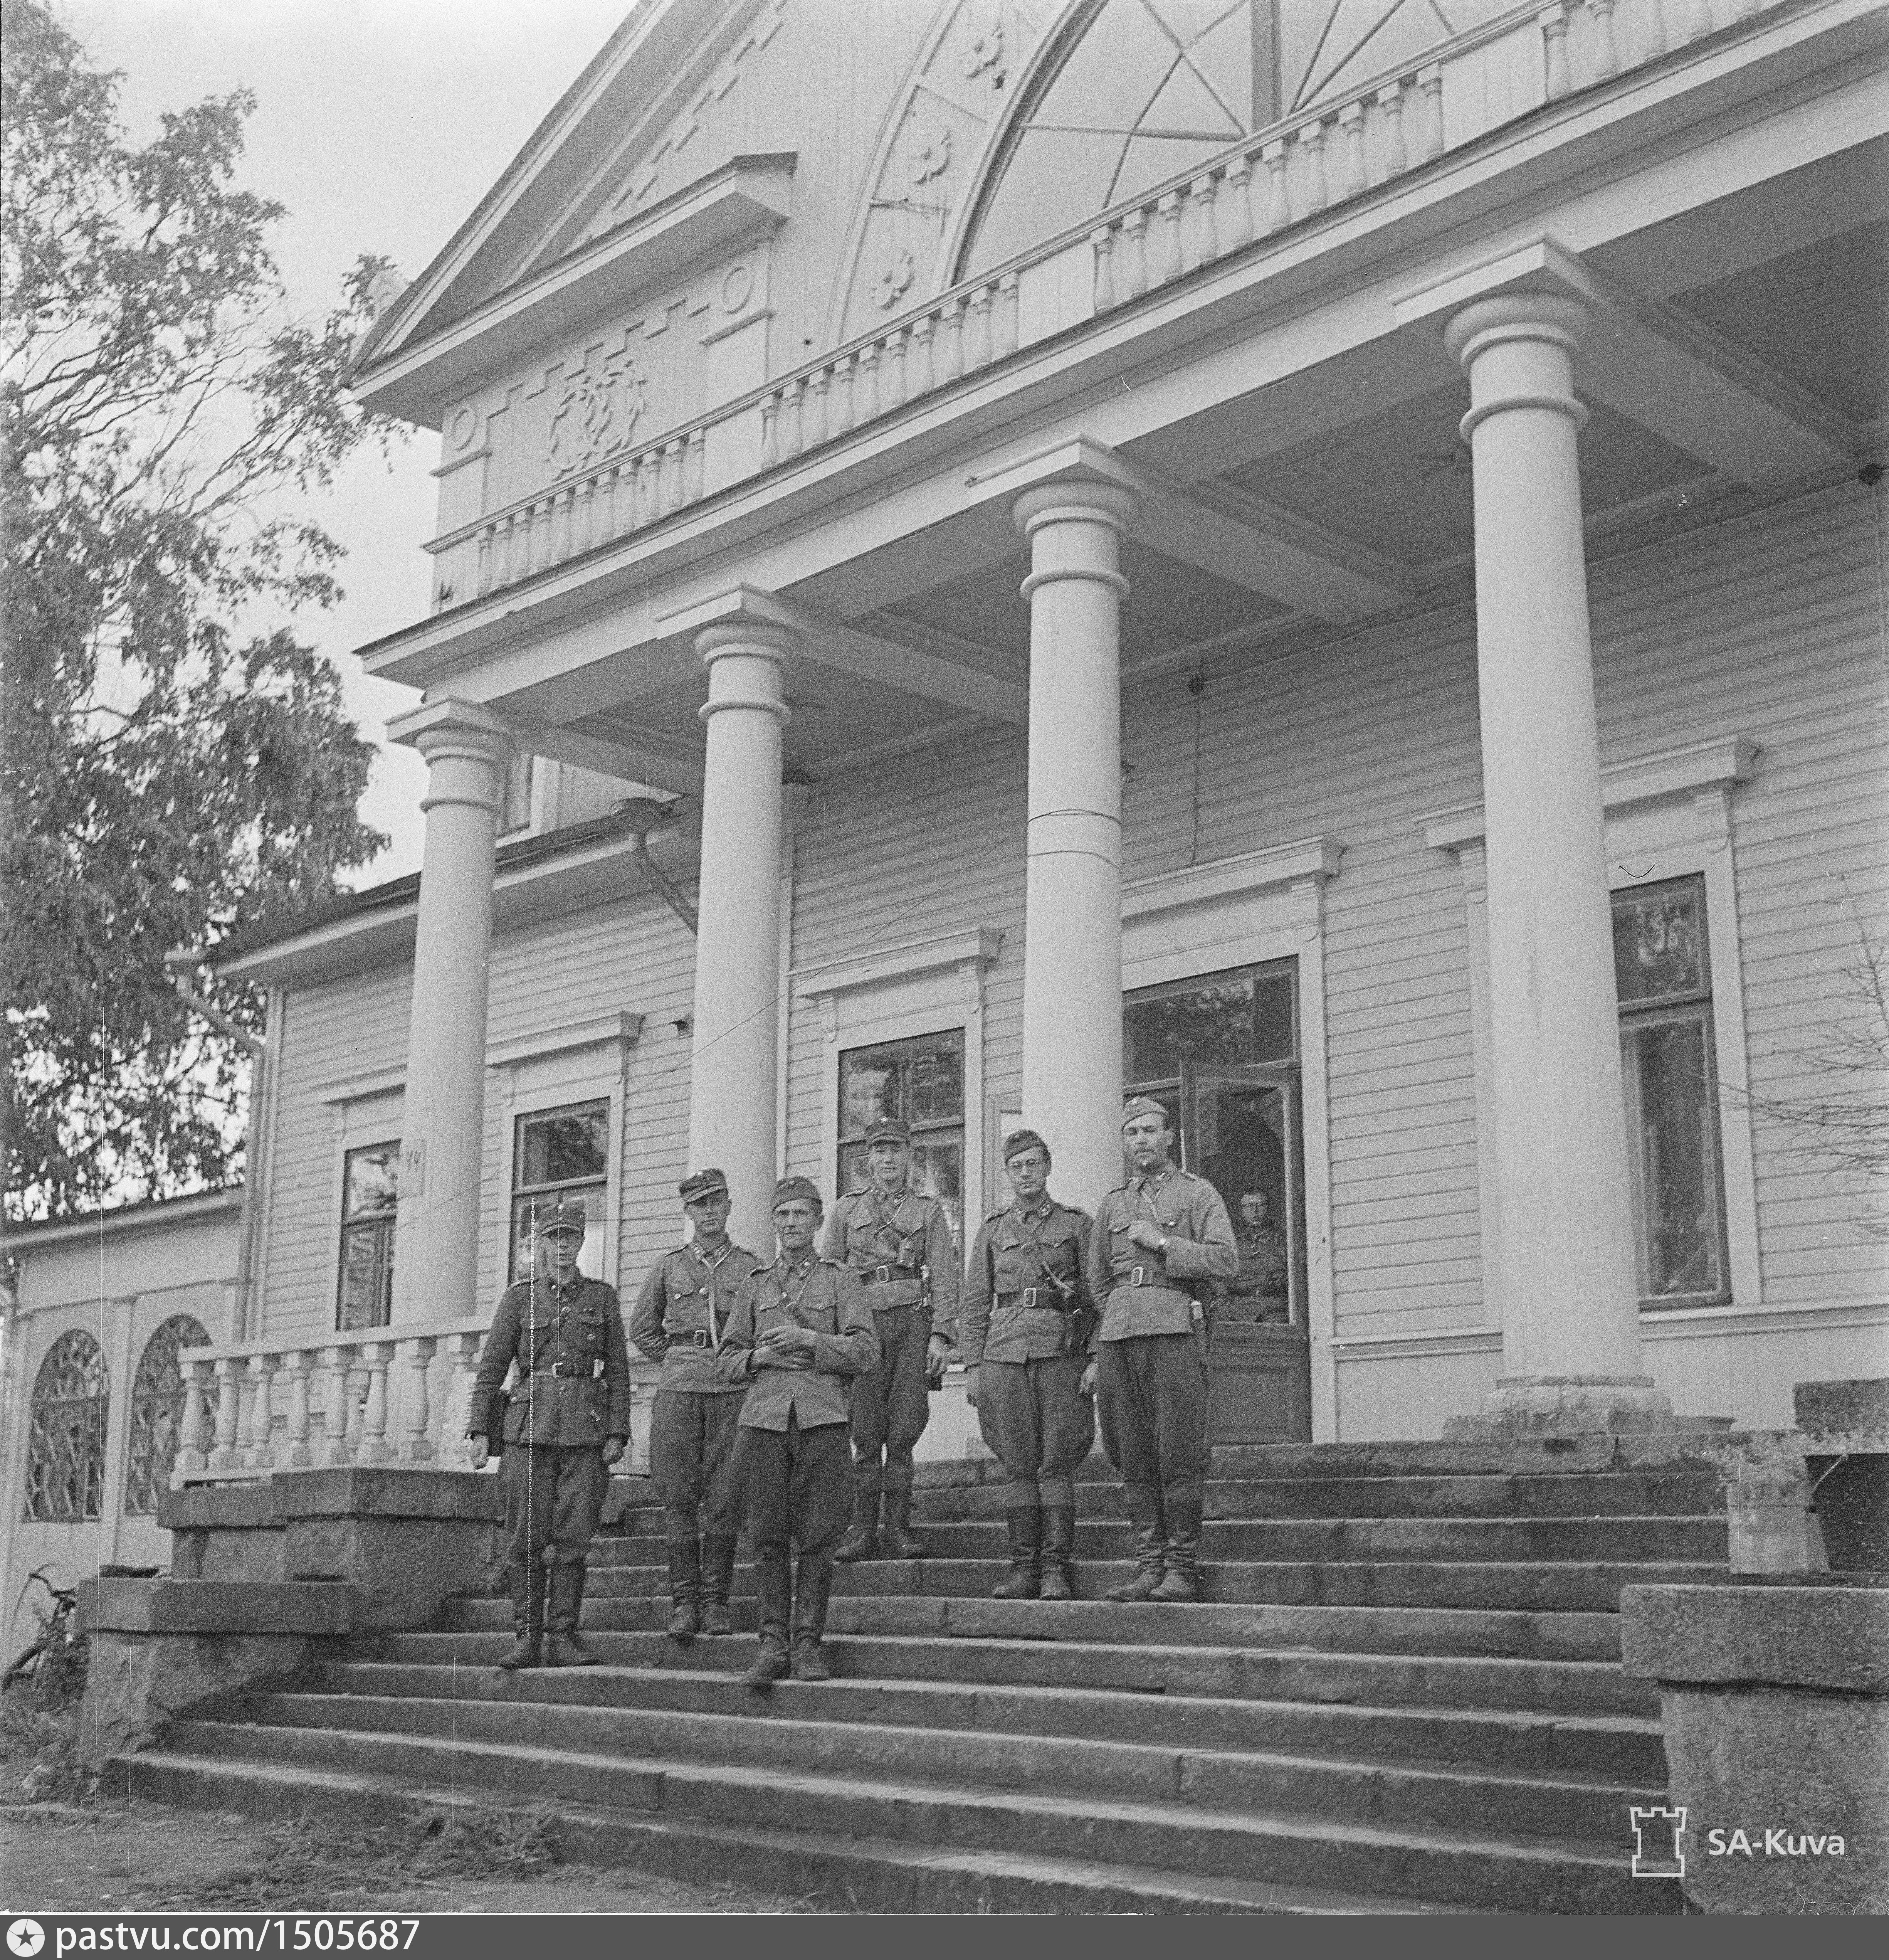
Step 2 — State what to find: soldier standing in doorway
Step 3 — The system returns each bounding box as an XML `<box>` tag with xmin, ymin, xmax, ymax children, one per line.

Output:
<box><xmin>629</xmin><ymin>1168</ymin><xmax>765</xmax><ymax>1640</ymax></box>
<box><xmin>468</xmin><ymin>1199</ymin><xmax>631</xmax><ymax>1668</ymax></box>
<box><xmin>718</xmin><ymin>1177</ymin><xmax>879</xmax><ymax>1686</ymax></box>
<box><xmin>1090</xmin><ymin>1099</ymin><xmax>1237</xmax><ymax>1604</ymax></box>
<box><xmin>823</xmin><ymin>1119</ymin><xmax>958</xmax><ymax>1562</ymax></box>
<box><xmin>960</xmin><ymin>1129</ymin><xmax>1101</xmax><ymax>1600</ymax></box>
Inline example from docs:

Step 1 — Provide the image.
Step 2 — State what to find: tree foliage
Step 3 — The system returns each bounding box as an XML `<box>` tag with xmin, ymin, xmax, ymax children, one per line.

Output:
<box><xmin>2</xmin><ymin>0</ymin><xmax>404</xmax><ymax>1220</ymax></box>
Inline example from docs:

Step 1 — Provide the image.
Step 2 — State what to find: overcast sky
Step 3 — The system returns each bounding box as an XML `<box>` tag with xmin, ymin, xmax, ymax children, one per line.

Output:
<box><xmin>61</xmin><ymin>0</ymin><xmax>633</xmax><ymax>884</ymax></box>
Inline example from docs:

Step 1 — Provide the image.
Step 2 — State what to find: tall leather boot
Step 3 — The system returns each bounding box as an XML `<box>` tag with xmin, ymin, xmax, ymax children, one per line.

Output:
<box><xmin>665</xmin><ymin>1537</ymin><xmax>701</xmax><ymax>1642</ymax></box>
<box><xmin>698</xmin><ymin>1533</ymin><xmax>738</xmax><ymax>1636</ymax></box>
<box><xmin>833</xmin><ymin>1484</ymin><xmax>880</xmax><ymax>1563</ymax></box>
<box><xmin>1039</xmin><ymin>1507</ymin><xmax>1077</xmax><ymax>1602</ymax></box>
<box><xmin>497</xmin><ymin>1558</ymin><xmax>545</xmax><ymax>1670</ymax></box>
<box><xmin>880</xmin><ymin>1485</ymin><xmax>929</xmax><ymax>1560</ymax></box>
<box><xmin>1104</xmin><ymin>1484</ymin><xmax>1167</xmax><ymax>1602</ymax></box>
<box><xmin>790</xmin><ymin>1554</ymin><xmax>836</xmax><ymax>1681</ymax></box>
<box><xmin>991</xmin><ymin>1507</ymin><xmax>1042</xmax><ymax>1599</ymax></box>
<box><xmin>741</xmin><ymin>1551</ymin><xmax>793</xmax><ymax>1688</ymax></box>
<box><xmin>544</xmin><ymin>1560</ymin><xmax>598</xmax><ymax>1666</ymax></box>
<box><xmin>1150</xmin><ymin>1499</ymin><xmax>1203</xmax><ymax>1603</ymax></box>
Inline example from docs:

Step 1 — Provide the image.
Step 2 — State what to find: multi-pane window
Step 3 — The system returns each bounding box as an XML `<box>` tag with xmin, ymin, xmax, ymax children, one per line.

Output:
<box><xmin>1124</xmin><ymin>959</ymin><xmax>1296</xmax><ymax>1109</ymax></box>
<box><xmin>1615</xmin><ymin>877</ymin><xmax>1730</xmax><ymax>1307</ymax></box>
<box><xmin>336</xmin><ymin>1144</ymin><xmax>399</xmax><ymax>1331</ymax></box>
<box><xmin>839</xmin><ymin>1029</ymin><xmax>965</xmax><ymax>1248</ymax></box>
<box><xmin>509</xmin><ymin>1099</ymin><xmax>610</xmax><ymax>1282</ymax></box>
<box><xmin>124</xmin><ymin>1314</ymin><xmax>211</xmax><ymax>1514</ymax></box>
<box><xmin>24</xmin><ymin>1331</ymin><xmax>109</xmax><ymax>1522</ymax></box>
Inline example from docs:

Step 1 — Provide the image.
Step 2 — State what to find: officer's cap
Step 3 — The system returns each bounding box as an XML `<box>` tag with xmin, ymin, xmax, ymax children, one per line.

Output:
<box><xmin>678</xmin><ymin>1167</ymin><xmax>729</xmax><ymax>1203</ymax></box>
<box><xmin>1002</xmin><ymin>1127</ymin><xmax>1051</xmax><ymax>1166</ymax></box>
<box><xmin>771</xmin><ymin>1175</ymin><xmax>823</xmax><ymax>1213</ymax></box>
<box><xmin>539</xmin><ymin>1198</ymin><xmax>587</xmax><ymax>1238</ymax></box>
<box><xmin>1120</xmin><ymin>1096</ymin><xmax>1173</xmax><ymax>1132</ymax></box>
<box><xmin>866</xmin><ymin>1117</ymin><xmax>911</xmax><ymax>1148</ymax></box>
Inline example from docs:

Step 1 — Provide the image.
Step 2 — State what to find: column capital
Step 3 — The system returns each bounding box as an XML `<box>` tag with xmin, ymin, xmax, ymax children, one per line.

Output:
<box><xmin>1443</xmin><ymin>292</ymin><xmax>1592</xmax><ymax>374</ymax></box>
<box><xmin>386</xmin><ymin>697</ymin><xmax>517</xmax><ymax>770</ymax></box>
<box><xmin>1011</xmin><ymin>479</ymin><xmax>1141</xmax><ymax>540</ymax></box>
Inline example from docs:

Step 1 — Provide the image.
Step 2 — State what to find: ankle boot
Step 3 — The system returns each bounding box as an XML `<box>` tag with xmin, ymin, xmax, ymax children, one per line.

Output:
<box><xmin>665</xmin><ymin>1538</ymin><xmax>701</xmax><ymax>1641</ymax></box>
<box><xmin>497</xmin><ymin>1558</ymin><xmax>545</xmax><ymax>1669</ymax></box>
<box><xmin>698</xmin><ymin>1533</ymin><xmax>738</xmax><ymax>1636</ymax></box>
<box><xmin>1039</xmin><ymin>1507</ymin><xmax>1076</xmax><ymax>1602</ymax></box>
<box><xmin>1150</xmin><ymin>1499</ymin><xmax>1203</xmax><ymax>1603</ymax></box>
<box><xmin>742</xmin><ymin>1551</ymin><xmax>793</xmax><ymax>1688</ymax></box>
<box><xmin>790</xmin><ymin>1553</ymin><xmax>836</xmax><ymax>1681</ymax></box>
<box><xmin>1104</xmin><ymin>1484</ymin><xmax>1166</xmax><ymax>1602</ymax></box>
<box><xmin>991</xmin><ymin>1507</ymin><xmax>1042</xmax><ymax>1599</ymax></box>
<box><xmin>880</xmin><ymin>1486</ymin><xmax>929</xmax><ymax>1559</ymax></box>
<box><xmin>544</xmin><ymin>1561</ymin><xmax>598</xmax><ymax>1666</ymax></box>
<box><xmin>833</xmin><ymin>1486</ymin><xmax>880</xmax><ymax>1564</ymax></box>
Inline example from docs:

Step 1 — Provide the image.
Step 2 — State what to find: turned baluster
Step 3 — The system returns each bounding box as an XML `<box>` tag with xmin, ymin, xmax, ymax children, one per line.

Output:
<box><xmin>939</xmin><ymin>299</ymin><xmax>965</xmax><ymax>382</ymax></box>
<box><xmin>177</xmin><ymin>1358</ymin><xmax>213</xmax><ymax>1476</ymax></box>
<box><xmin>1223</xmin><ymin>156</ymin><xmax>1254</xmax><ymax>250</ymax></box>
<box><xmin>1679</xmin><ymin>0</ymin><xmax>1714</xmax><ymax>39</ymax></box>
<box><xmin>360</xmin><ymin>1342</ymin><xmax>396</xmax><ymax>1463</ymax></box>
<box><xmin>1122</xmin><ymin>208</ymin><xmax>1151</xmax><ymax>296</ymax></box>
<box><xmin>1261</xmin><ymin>141</ymin><xmax>1292</xmax><ymax>232</ymax></box>
<box><xmin>1338</xmin><ymin>104</ymin><xmax>1369</xmax><ymax>199</ymax></box>
<box><xmin>402</xmin><ymin>1337</ymin><xmax>438</xmax><ymax>1462</ymax></box>
<box><xmin>1190</xmin><ymin>174</ymin><xmax>1220</xmax><ymax>267</ymax></box>
<box><xmin>782</xmin><ymin>378</ymin><xmax>805</xmax><ymax>456</ymax></box>
<box><xmin>855</xmin><ymin>340</ymin><xmax>880</xmax><ymax>422</ymax></box>
<box><xmin>1297</xmin><ymin>123</ymin><xmax>1329</xmax><ymax>215</ymax></box>
<box><xmin>805</xmin><ymin>367</ymin><xmax>830</xmax><ymax>446</ymax></box>
<box><xmin>759</xmin><ymin>392</ymin><xmax>780</xmax><ymax>469</ymax></box>
<box><xmin>282</xmin><ymin>1351</ymin><xmax>314</xmax><ymax>1467</ymax></box>
<box><xmin>830</xmin><ymin>353</ymin><xmax>854</xmax><ymax>436</ymax></box>
<box><xmin>967</xmin><ymin>286</ymin><xmax>995</xmax><ymax>369</ymax></box>
<box><xmin>1588</xmin><ymin>0</ymin><xmax>1622</xmax><ymax>75</ymax></box>
<box><xmin>1639</xmin><ymin>0</ymin><xmax>1669</xmax><ymax>63</ymax></box>
<box><xmin>660</xmin><ymin>439</ymin><xmax>684</xmax><ymax>514</ymax></box>
<box><xmin>882</xmin><ymin>326</ymin><xmax>907</xmax><ymax>407</ymax></box>
<box><xmin>684</xmin><ymin>428</ymin><xmax>706</xmax><ymax>503</ymax></box>
<box><xmin>321</xmin><ymin>1347</ymin><xmax>353</xmax><ymax>1465</ymax></box>
<box><xmin>1539</xmin><ymin>5</ymin><xmax>1573</xmax><ymax>98</ymax></box>
<box><xmin>210</xmin><ymin>1356</ymin><xmax>244</xmax><ymax>1472</ymax></box>
<box><xmin>442</xmin><ymin>1332</ymin><xmax>485</xmax><ymax>1470</ymax></box>
<box><xmin>997</xmin><ymin>273</ymin><xmax>1020</xmax><ymax>357</ymax></box>
<box><xmin>1092</xmin><ymin>227</ymin><xmax>1117</xmax><ymax>312</ymax></box>
<box><xmin>597</xmin><ymin>466</ymin><xmax>617</xmax><ymax>540</ymax></box>
<box><xmin>534</xmin><ymin>497</ymin><xmax>555</xmax><ymax>573</ymax></box>
<box><xmin>244</xmin><ymin>1352</ymin><xmax>279</xmax><ymax>1469</ymax></box>
<box><xmin>475</xmin><ymin>527</ymin><xmax>493</xmax><ymax>597</ymax></box>
<box><xmin>551</xmin><ymin>487</ymin><xmax>572</xmax><ymax>562</ymax></box>
<box><xmin>910</xmin><ymin>315</ymin><xmax>936</xmax><ymax>396</ymax></box>
<box><xmin>1378</xmin><ymin>85</ymin><xmax>1409</xmax><ymax>177</ymax></box>
<box><xmin>1155</xmin><ymin>191</ymin><xmax>1185</xmax><ymax>282</ymax></box>
<box><xmin>1418</xmin><ymin>66</ymin><xmax>1445</xmax><ymax>160</ymax></box>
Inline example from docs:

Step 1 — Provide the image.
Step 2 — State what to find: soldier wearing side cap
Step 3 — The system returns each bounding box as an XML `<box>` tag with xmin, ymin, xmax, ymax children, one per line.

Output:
<box><xmin>630</xmin><ymin>1168</ymin><xmax>766</xmax><ymax>1641</ymax></box>
<box><xmin>960</xmin><ymin>1129</ymin><xmax>1101</xmax><ymax>1601</ymax></box>
<box><xmin>468</xmin><ymin>1199</ymin><xmax>632</xmax><ymax>1669</ymax></box>
<box><xmin>822</xmin><ymin>1118</ymin><xmax>958</xmax><ymax>1563</ymax></box>
<box><xmin>1089</xmin><ymin>1097</ymin><xmax>1238</xmax><ymax>1605</ymax></box>
<box><xmin>718</xmin><ymin>1176</ymin><xmax>879</xmax><ymax>1687</ymax></box>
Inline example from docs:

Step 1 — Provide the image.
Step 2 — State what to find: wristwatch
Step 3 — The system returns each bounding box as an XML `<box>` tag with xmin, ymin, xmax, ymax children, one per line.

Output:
<box><xmin>1158</xmin><ymin>1236</ymin><xmax>1170</xmax><ymax>1256</ymax></box>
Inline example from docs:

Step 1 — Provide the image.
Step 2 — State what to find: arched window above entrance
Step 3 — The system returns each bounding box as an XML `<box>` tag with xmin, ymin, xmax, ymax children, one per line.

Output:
<box><xmin>24</xmin><ymin>1330</ymin><xmax>110</xmax><ymax>1523</ymax></box>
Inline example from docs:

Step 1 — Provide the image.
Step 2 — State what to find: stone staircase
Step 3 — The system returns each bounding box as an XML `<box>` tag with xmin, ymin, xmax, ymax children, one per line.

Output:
<box><xmin>108</xmin><ymin>1440</ymin><xmax>1729</xmax><ymax>1913</ymax></box>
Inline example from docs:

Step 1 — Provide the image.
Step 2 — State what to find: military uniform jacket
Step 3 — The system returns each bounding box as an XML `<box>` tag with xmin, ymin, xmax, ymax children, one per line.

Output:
<box><xmin>629</xmin><ymin>1238</ymin><xmax>766</xmax><ymax>1393</ymax></box>
<box><xmin>468</xmin><ymin>1272</ymin><xmax>633</xmax><ymax>1446</ymax></box>
<box><xmin>1089</xmin><ymin>1168</ymin><xmax>1238</xmax><ymax>1342</ymax></box>
<box><xmin>820</xmin><ymin>1185</ymin><xmax>961</xmax><ymax>1344</ymax></box>
<box><xmin>715</xmin><ymin>1254</ymin><xmax>879</xmax><ymax>1430</ymax></box>
<box><xmin>1232</xmin><ymin>1223</ymin><xmax>1288</xmax><ymax>1299</ymax></box>
<box><xmin>960</xmin><ymin>1197</ymin><xmax>1100</xmax><ymax>1369</ymax></box>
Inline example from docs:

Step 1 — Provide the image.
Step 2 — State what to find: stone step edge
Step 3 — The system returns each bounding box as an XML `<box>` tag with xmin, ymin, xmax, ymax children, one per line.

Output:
<box><xmin>251</xmin><ymin>1689</ymin><xmax>1665</xmax><ymax>1808</ymax></box>
<box><xmin>169</xmin><ymin>1718</ymin><xmax>1648</xmax><ymax>1873</ymax></box>
<box><xmin>108</xmin><ymin>1751</ymin><xmax>1471</xmax><ymax>1916</ymax></box>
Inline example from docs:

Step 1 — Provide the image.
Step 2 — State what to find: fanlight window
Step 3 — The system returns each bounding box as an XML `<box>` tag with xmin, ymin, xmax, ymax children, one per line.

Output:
<box><xmin>124</xmin><ymin>1314</ymin><xmax>212</xmax><ymax>1516</ymax></box>
<box><xmin>24</xmin><ymin>1330</ymin><xmax>110</xmax><ymax>1523</ymax></box>
<box><xmin>962</xmin><ymin>0</ymin><xmax>1514</xmax><ymax>276</ymax></box>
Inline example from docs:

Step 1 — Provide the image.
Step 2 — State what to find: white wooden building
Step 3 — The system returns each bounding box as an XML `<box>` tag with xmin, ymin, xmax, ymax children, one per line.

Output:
<box><xmin>6</xmin><ymin>0</ymin><xmax>1886</xmax><ymax>1601</ymax></box>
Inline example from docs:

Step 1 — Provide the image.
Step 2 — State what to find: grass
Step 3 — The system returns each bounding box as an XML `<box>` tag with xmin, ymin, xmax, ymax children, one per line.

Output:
<box><xmin>0</xmin><ymin>1683</ymin><xmax>92</xmax><ymax>1805</ymax></box>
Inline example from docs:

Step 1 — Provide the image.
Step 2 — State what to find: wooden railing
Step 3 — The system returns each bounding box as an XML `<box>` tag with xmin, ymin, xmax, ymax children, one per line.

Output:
<box><xmin>428</xmin><ymin>0</ymin><xmax>1790</xmax><ymax>606</ymax></box>
<box><xmin>174</xmin><ymin>1320</ymin><xmax>657</xmax><ymax>1484</ymax></box>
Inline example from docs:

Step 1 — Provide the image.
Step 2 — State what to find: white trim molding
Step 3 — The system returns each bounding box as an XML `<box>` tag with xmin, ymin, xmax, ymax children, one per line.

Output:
<box><xmin>1331</xmin><ymin>1325</ymin><xmax>1505</xmax><ymax>1363</ymax></box>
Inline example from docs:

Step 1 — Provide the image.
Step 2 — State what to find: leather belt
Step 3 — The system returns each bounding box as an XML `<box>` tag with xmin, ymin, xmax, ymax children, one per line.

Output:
<box><xmin>689</xmin><ymin>1328</ymin><xmax>714</xmax><ymax>1349</ymax></box>
<box><xmin>1123</xmin><ymin>1266</ymin><xmax>1190</xmax><ymax>1292</ymax></box>
<box><xmin>533</xmin><ymin>1361</ymin><xmax>599</xmax><ymax>1378</ymax></box>
<box><xmin>999</xmin><ymin>1288</ymin><xmax>1063</xmax><ymax>1311</ymax></box>
<box><xmin>867</xmin><ymin>1263</ymin><xmax>923</xmax><ymax>1284</ymax></box>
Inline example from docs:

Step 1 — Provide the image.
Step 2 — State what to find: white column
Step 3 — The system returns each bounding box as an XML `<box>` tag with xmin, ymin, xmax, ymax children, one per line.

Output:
<box><xmin>1010</xmin><ymin>481</ymin><xmax>1140</xmax><ymax>1214</ymax></box>
<box><xmin>690</xmin><ymin>621</ymin><xmax>795</xmax><ymax>1257</ymax></box>
<box><xmin>388</xmin><ymin>704</ymin><xmax>514</xmax><ymax>1324</ymax></box>
<box><xmin>1443</xmin><ymin>295</ymin><xmax>1670</xmax><ymax>1432</ymax></box>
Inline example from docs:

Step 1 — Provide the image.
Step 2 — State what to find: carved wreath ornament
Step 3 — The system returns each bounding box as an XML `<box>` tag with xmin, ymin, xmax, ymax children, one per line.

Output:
<box><xmin>546</xmin><ymin>358</ymin><xmax>649</xmax><ymax>478</ymax></box>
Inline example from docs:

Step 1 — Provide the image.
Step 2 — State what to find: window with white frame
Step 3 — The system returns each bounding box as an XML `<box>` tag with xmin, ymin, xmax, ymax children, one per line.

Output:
<box><xmin>336</xmin><ymin>1144</ymin><xmax>399</xmax><ymax>1331</ymax></box>
<box><xmin>838</xmin><ymin>1028</ymin><xmax>965</xmax><ymax>1249</ymax></box>
<box><xmin>1614</xmin><ymin>875</ymin><xmax>1731</xmax><ymax>1308</ymax></box>
<box><xmin>509</xmin><ymin>1098</ymin><xmax>610</xmax><ymax>1282</ymax></box>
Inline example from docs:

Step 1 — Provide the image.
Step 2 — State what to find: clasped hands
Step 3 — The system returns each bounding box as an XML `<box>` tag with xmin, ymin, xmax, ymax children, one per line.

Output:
<box><xmin>1126</xmin><ymin>1220</ymin><xmax>1167</xmax><ymax>1252</ymax></box>
<box><xmin>753</xmin><ymin>1324</ymin><xmax>818</xmax><ymax>1369</ymax></box>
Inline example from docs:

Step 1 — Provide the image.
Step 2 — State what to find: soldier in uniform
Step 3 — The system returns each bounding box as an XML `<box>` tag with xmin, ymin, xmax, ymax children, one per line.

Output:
<box><xmin>960</xmin><ymin>1129</ymin><xmax>1101</xmax><ymax>1601</ymax></box>
<box><xmin>1089</xmin><ymin>1099</ymin><xmax>1237</xmax><ymax>1604</ymax></box>
<box><xmin>629</xmin><ymin>1168</ymin><xmax>765</xmax><ymax>1641</ymax></box>
<box><xmin>822</xmin><ymin>1118</ymin><xmax>958</xmax><ymax>1562</ymax></box>
<box><xmin>718</xmin><ymin>1177</ymin><xmax>879</xmax><ymax>1687</ymax></box>
<box><xmin>468</xmin><ymin>1199</ymin><xmax>631</xmax><ymax>1668</ymax></box>
<box><xmin>1225</xmin><ymin>1187</ymin><xmax>1289</xmax><ymax>1324</ymax></box>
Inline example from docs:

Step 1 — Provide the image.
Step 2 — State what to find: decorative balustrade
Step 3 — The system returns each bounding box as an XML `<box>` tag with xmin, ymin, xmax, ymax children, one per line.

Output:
<box><xmin>432</xmin><ymin>0</ymin><xmax>1789</xmax><ymax>606</ymax></box>
<box><xmin>175</xmin><ymin>1319</ymin><xmax>657</xmax><ymax>1486</ymax></box>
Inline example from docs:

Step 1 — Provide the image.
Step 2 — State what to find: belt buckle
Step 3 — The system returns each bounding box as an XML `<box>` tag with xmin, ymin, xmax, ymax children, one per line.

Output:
<box><xmin>873</xmin><ymin>1264</ymin><xmax>891</xmax><ymax>1284</ymax></box>
<box><xmin>1020</xmin><ymin>1285</ymin><xmax>1039</xmax><ymax>1309</ymax></box>
<box><xmin>691</xmin><ymin>1328</ymin><xmax>711</xmax><ymax>1349</ymax></box>
<box><xmin>1130</xmin><ymin>1264</ymin><xmax>1147</xmax><ymax>1288</ymax></box>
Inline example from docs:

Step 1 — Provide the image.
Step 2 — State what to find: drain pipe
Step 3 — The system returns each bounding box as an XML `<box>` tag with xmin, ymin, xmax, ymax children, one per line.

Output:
<box><xmin>610</xmin><ymin>797</ymin><xmax>698</xmax><ymax>935</ymax></box>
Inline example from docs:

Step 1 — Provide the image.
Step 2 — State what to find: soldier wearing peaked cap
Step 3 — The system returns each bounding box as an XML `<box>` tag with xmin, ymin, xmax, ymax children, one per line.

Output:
<box><xmin>629</xmin><ymin>1168</ymin><xmax>766</xmax><ymax>1641</ymax></box>
<box><xmin>1089</xmin><ymin>1098</ymin><xmax>1237</xmax><ymax>1605</ymax></box>
<box><xmin>822</xmin><ymin>1117</ymin><xmax>958</xmax><ymax>1562</ymax></box>
<box><xmin>960</xmin><ymin>1129</ymin><xmax>1102</xmax><ymax>1601</ymax></box>
<box><xmin>468</xmin><ymin>1198</ymin><xmax>632</xmax><ymax>1669</ymax></box>
<box><xmin>718</xmin><ymin>1176</ymin><xmax>879</xmax><ymax>1687</ymax></box>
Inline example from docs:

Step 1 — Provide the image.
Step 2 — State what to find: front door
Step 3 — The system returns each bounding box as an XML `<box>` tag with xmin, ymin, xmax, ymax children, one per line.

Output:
<box><xmin>1179</xmin><ymin>1062</ymin><xmax>1311</xmax><ymax>1444</ymax></box>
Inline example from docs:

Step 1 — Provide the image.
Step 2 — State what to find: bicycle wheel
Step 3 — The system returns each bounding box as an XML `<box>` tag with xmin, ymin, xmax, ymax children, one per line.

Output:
<box><xmin>3</xmin><ymin>1638</ymin><xmax>47</xmax><ymax>1691</ymax></box>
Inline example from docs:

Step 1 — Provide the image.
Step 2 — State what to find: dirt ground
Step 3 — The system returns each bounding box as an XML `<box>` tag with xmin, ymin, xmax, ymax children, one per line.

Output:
<box><xmin>0</xmin><ymin>1797</ymin><xmax>805</xmax><ymax>1915</ymax></box>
